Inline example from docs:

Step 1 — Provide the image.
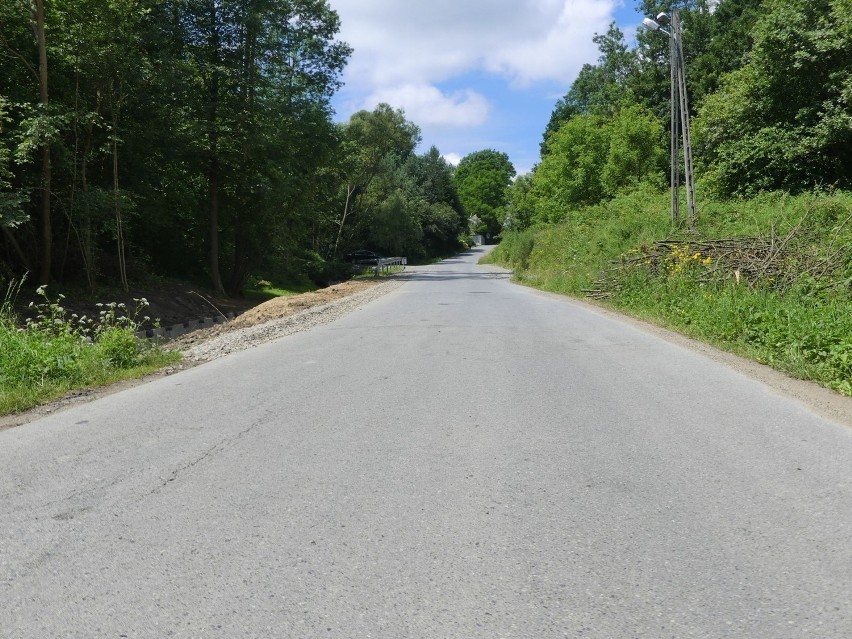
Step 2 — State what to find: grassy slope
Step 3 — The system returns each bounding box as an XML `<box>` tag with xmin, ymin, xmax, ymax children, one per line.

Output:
<box><xmin>484</xmin><ymin>187</ymin><xmax>852</xmax><ymax>396</ymax></box>
<box><xmin>0</xmin><ymin>289</ymin><xmax>181</xmax><ymax>415</ymax></box>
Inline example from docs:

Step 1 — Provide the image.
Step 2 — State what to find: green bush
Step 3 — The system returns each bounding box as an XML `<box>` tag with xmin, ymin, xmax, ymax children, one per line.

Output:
<box><xmin>0</xmin><ymin>322</ymin><xmax>85</xmax><ymax>386</ymax></box>
<box><xmin>94</xmin><ymin>327</ymin><xmax>141</xmax><ymax>369</ymax></box>
<box><xmin>483</xmin><ymin>229</ymin><xmax>536</xmax><ymax>271</ymax></box>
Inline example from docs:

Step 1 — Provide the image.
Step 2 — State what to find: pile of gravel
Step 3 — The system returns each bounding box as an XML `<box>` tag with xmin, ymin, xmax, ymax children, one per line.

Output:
<box><xmin>181</xmin><ymin>279</ymin><xmax>403</xmax><ymax>363</ymax></box>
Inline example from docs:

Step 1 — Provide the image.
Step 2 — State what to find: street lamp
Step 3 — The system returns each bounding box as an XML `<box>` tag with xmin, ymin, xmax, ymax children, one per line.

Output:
<box><xmin>642</xmin><ymin>15</ymin><xmax>669</xmax><ymax>34</ymax></box>
<box><xmin>643</xmin><ymin>10</ymin><xmax>696</xmax><ymax>228</ymax></box>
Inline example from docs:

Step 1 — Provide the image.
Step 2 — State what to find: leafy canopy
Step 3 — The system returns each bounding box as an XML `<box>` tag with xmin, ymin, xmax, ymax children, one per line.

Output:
<box><xmin>695</xmin><ymin>0</ymin><xmax>852</xmax><ymax>195</ymax></box>
<box><xmin>454</xmin><ymin>149</ymin><xmax>516</xmax><ymax>237</ymax></box>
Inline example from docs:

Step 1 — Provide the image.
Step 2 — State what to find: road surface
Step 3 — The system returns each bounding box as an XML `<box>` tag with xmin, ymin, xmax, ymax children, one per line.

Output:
<box><xmin>2</xmin><ymin>247</ymin><xmax>851</xmax><ymax>638</ymax></box>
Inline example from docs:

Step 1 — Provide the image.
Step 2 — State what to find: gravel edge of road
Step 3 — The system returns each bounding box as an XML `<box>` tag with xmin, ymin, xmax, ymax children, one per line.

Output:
<box><xmin>179</xmin><ymin>279</ymin><xmax>404</xmax><ymax>363</ymax></box>
<box><xmin>0</xmin><ymin>279</ymin><xmax>404</xmax><ymax>431</ymax></box>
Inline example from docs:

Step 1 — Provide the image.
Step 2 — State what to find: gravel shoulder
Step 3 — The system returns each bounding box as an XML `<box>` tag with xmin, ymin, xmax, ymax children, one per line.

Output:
<box><xmin>173</xmin><ymin>278</ymin><xmax>403</xmax><ymax>363</ymax></box>
<box><xmin>0</xmin><ymin>278</ymin><xmax>402</xmax><ymax>430</ymax></box>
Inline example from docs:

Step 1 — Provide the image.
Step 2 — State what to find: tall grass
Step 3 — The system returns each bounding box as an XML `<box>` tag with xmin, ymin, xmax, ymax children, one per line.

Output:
<box><xmin>485</xmin><ymin>188</ymin><xmax>852</xmax><ymax>395</ymax></box>
<box><xmin>0</xmin><ymin>281</ymin><xmax>180</xmax><ymax>414</ymax></box>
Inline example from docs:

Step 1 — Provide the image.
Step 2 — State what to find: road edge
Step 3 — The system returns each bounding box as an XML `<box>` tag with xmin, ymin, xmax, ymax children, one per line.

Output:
<box><xmin>529</xmin><ymin>284</ymin><xmax>852</xmax><ymax>430</ymax></box>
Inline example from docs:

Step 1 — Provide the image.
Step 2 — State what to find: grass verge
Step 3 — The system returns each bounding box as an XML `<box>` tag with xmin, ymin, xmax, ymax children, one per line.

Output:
<box><xmin>0</xmin><ymin>282</ymin><xmax>182</xmax><ymax>415</ymax></box>
<box><xmin>244</xmin><ymin>276</ymin><xmax>318</xmax><ymax>300</ymax></box>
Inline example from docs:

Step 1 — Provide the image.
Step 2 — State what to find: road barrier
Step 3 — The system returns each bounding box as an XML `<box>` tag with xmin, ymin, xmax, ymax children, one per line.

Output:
<box><xmin>373</xmin><ymin>257</ymin><xmax>406</xmax><ymax>276</ymax></box>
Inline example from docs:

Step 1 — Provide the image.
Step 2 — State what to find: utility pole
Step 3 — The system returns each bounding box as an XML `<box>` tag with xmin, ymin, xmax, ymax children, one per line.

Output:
<box><xmin>644</xmin><ymin>10</ymin><xmax>697</xmax><ymax>228</ymax></box>
<box><xmin>669</xmin><ymin>19</ymin><xmax>680</xmax><ymax>226</ymax></box>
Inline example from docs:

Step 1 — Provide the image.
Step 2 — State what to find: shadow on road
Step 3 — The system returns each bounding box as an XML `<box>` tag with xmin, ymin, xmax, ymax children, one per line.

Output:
<box><xmin>397</xmin><ymin>270</ymin><xmax>512</xmax><ymax>282</ymax></box>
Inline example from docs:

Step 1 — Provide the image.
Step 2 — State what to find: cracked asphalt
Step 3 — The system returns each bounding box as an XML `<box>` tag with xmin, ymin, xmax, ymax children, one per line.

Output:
<box><xmin>1</xmin><ymin>247</ymin><xmax>851</xmax><ymax>638</ymax></box>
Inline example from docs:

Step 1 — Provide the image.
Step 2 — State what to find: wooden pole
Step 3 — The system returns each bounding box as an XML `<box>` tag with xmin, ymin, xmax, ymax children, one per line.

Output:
<box><xmin>673</xmin><ymin>11</ymin><xmax>697</xmax><ymax>228</ymax></box>
<box><xmin>669</xmin><ymin>26</ymin><xmax>679</xmax><ymax>226</ymax></box>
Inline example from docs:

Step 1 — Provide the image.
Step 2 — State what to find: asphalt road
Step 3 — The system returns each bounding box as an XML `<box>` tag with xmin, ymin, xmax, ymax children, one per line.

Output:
<box><xmin>2</xmin><ymin>247</ymin><xmax>851</xmax><ymax>638</ymax></box>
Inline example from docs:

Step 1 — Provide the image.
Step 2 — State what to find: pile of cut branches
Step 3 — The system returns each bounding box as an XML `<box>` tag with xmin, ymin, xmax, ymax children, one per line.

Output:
<box><xmin>585</xmin><ymin>213</ymin><xmax>850</xmax><ymax>300</ymax></box>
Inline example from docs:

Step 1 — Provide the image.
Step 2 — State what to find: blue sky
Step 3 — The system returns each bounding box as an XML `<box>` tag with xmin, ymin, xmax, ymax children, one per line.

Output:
<box><xmin>329</xmin><ymin>1</ymin><xmax>646</xmax><ymax>176</ymax></box>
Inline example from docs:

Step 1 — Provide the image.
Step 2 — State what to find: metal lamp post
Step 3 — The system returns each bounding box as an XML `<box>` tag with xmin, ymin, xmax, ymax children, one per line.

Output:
<box><xmin>644</xmin><ymin>10</ymin><xmax>696</xmax><ymax>228</ymax></box>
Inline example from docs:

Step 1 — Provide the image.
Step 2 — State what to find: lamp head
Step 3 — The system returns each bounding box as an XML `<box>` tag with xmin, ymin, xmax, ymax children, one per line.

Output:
<box><xmin>642</xmin><ymin>17</ymin><xmax>660</xmax><ymax>31</ymax></box>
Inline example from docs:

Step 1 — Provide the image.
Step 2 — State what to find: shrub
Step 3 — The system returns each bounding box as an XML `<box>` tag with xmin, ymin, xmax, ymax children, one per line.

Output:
<box><xmin>0</xmin><ymin>282</ymin><xmax>176</xmax><ymax>414</ymax></box>
<box><xmin>94</xmin><ymin>326</ymin><xmax>141</xmax><ymax>369</ymax></box>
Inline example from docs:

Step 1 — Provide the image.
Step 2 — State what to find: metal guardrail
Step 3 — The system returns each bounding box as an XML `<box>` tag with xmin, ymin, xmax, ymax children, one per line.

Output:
<box><xmin>351</xmin><ymin>256</ymin><xmax>406</xmax><ymax>275</ymax></box>
<box><xmin>373</xmin><ymin>257</ymin><xmax>406</xmax><ymax>275</ymax></box>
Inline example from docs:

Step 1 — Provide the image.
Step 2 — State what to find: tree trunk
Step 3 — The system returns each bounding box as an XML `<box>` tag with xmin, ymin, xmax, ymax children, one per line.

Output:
<box><xmin>78</xmin><ymin>72</ymin><xmax>97</xmax><ymax>290</ymax></box>
<box><xmin>208</xmin><ymin>156</ymin><xmax>224</xmax><ymax>294</ymax></box>
<box><xmin>34</xmin><ymin>0</ymin><xmax>51</xmax><ymax>284</ymax></box>
<box><xmin>80</xmin><ymin>148</ymin><xmax>95</xmax><ymax>291</ymax></box>
<box><xmin>228</xmin><ymin>218</ymin><xmax>250</xmax><ymax>296</ymax></box>
<box><xmin>2</xmin><ymin>226</ymin><xmax>32</xmax><ymax>271</ymax></box>
<box><xmin>334</xmin><ymin>183</ymin><xmax>357</xmax><ymax>257</ymax></box>
<box><xmin>207</xmin><ymin>2</ymin><xmax>225</xmax><ymax>295</ymax></box>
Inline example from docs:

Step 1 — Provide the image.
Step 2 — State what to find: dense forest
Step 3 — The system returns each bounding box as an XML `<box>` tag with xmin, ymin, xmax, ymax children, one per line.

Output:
<box><xmin>0</xmin><ymin>0</ymin><xmax>472</xmax><ymax>296</ymax></box>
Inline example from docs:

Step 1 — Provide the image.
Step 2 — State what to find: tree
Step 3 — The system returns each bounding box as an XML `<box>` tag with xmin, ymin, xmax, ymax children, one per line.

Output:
<box><xmin>533</xmin><ymin>114</ymin><xmax>610</xmax><ymax>221</ymax></box>
<box><xmin>335</xmin><ymin>103</ymin><xmax>420</xmax><ymax>255</ymax></box>
<box><xmin>601</xmin><ymin>105</ymin><xmax>666</xmax><ymax>196</ymax></box>
<box><xmin>0</xmin><ymin>96</ymin><xmax>29</xmax><ymax>274</ymax></box>
<box><xmin>688</xmin><ymin>0</ymin><xmax>766</xmax><ymax>102</ymax></box>
<box><xmin>180</xmin><ymin>0</ymin><xmax>350</xmax><ymax>292</ymax></box>
<box><xmin>406</xmin><ymin>147</ymin><xmax>461</xmax><ymax>210</ymax></box>
<box><xmin>503</xmin><ymin>172</ymin><xmax>536</xmax><ymax>231</ymax></box>
<box><xmin>542</xmin><ymin>23</ymin><xmax>636</xmax><ymax>153</ymax></box>
<box><xmin>404</xmin><ymin>147</ymin><xmax>466</xmax><ymax>254</ymax></box>
<box><xmin>531</xmin><ymin>105</ymin><xmax>665</xmax><ymax>222</ymax></box>
<box><xmin>362</xmin><ymin>190</ymin><xmax>422</xmax><ymax>258</ymax></box>
<box><xmin>453</xmin><ymin>150</ymin><xmax>515</xmax><ymax>238</ymax></box>
<box><xmin>0</xmin><ymin>0</ymin><xmax>351</xmax><ymax>293</ymax></box>
<box><xmin>0</xmin><ymin>0</ymin><xmax>68</xmax><ymax>283</ymax></box>
<box><xmin>0</xmin><ymin>0</ymin><xmax>55</xmax><ymax>283</ymax></box>
<box><xmin>695</xmin><ymin>0</ymin><xmax>851</xmax><ymax>195</ymax></box>
<box><xmin>33</xmin><ymin>0</ymin><xmax>50</xmax><ymax>284</ymax></box>
<box><xmin>629</xmin><ymin>1</ymin><xmax>724</xmax><ymax>124</ymax></box>
<box><xmin>0</xmin><ymin>97</ymin><xmax>27</xmax><ymax>230</ymax></box>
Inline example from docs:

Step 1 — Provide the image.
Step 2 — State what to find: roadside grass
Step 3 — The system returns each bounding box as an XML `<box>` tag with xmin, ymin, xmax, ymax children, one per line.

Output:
<box><xmin>244</xmin><ymin>276</ymin><xmax>318</xmax><ymax>300</ymax></box>
<box><xmin>485</xmin><ymin>188</ymin><xmax>852</xmax><ymax>396</ymax></box>
<box><xmin>0</xmin><ymin>282</ymin><xmax>181</xmax><ymax>415</ymax></box>
<box><xmin>483</xmin><ymin>183</ymin><xmax>673</xmax><ymax>292</ymax></box>
<box><xmin>0</xmin><ymin>349</ymin><xmax>180</xmax><ymax>415</ymax></box>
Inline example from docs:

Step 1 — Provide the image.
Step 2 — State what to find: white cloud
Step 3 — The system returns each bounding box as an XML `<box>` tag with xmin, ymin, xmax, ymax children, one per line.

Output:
<box><xmin>442</xmin><ymin>152</ymin><xmax>462</xmax><ymax>166</ymax></box>
<box><xmin>333</xmin><ymin>0</ymin><xmax>616</xmax><ymax>89</ymax></box>
<box><xmin>329</xmin><ymin>1</ymin><xmax>628</xmax><ymax>166</ymax></box>
<box><xmin>363</xmin><ymin>84</ymin><xmax>490</xmax><ymax>127</ymax></box>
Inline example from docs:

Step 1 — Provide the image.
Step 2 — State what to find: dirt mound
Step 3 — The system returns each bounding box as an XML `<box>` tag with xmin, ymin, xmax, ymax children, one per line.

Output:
<box><xmin>225</xmin><ymin>280</ymin><xmax>381</xmax><ymax>329</ymax></box>
<box><xmin>166</xmin><ymin>279</ymin><xmax>385</xmax><ymax>349</ymax></box>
